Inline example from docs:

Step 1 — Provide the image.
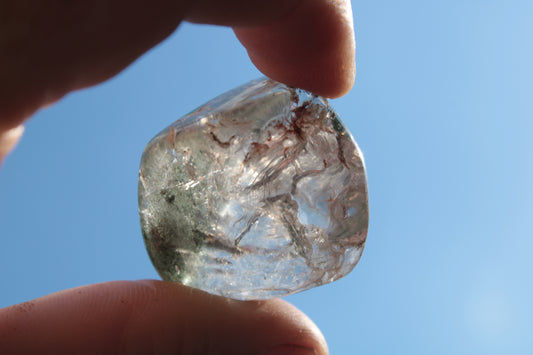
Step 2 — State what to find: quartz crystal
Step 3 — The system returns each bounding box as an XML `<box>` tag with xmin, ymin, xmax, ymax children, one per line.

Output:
<box><xmin>138</xmin><ymin>78</ymin><xmax>368</xmax><ymax>300</ymax></box>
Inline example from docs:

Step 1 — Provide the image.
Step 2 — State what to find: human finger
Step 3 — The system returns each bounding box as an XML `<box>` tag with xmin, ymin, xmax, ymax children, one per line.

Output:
<box><xmin>0</xmin><ymin>125</ymin><xmax>24</xmax><ymax>165</ymax></box>
<box><xmin>0</xmin><ymin>0</ymin><xmax>354</xmax><ymax>132</ymax></box>
<box><xmin>0</xmin><ymin>280</ymin><xmax>328</xmax><ymax>354</ymax></box>
<box><xmin>188</xmin><ymin>0</ymin><xmax>356</xmax><ymax>99</ymax></box>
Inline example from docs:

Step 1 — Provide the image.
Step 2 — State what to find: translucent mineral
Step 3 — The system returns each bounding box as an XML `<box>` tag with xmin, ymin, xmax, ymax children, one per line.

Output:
<box><xmin>138</xmin><ymin>78</ymin><xmax>368</xmax><ymax>300</ymax></box>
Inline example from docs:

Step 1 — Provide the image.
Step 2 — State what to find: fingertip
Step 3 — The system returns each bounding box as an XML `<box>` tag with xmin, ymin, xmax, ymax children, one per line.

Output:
<box><xmin>124</xmin><ymin>280</ymin><xmax>330</xmax><ymax>355</ymax></box>
<box><xmin>242</xmin><ymin>46</ymin><xmax>355</xmax><ymax>99</ymax></box>
<box><xmin>262</xmin><ymin>298</ymin><xmax>329</xmax><ymax>355</ymax></box>
<box><xmin>233</xmin><ymin>0</ymin><xmax>355</xmax><ymax>98</ymax></box>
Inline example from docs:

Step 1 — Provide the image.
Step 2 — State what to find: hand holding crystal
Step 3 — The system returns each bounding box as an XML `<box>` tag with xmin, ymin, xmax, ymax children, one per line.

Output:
<box><xmin>0</xmin><ymin>1</ymin><xmax>355</xmax><ymax>353</ymax></box>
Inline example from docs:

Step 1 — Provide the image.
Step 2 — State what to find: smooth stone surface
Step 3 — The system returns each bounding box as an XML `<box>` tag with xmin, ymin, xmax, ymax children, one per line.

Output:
<box><xmin>138</xmin><ymin>78</ymin><xmax>368</xmax><ymax>300</ymax></box>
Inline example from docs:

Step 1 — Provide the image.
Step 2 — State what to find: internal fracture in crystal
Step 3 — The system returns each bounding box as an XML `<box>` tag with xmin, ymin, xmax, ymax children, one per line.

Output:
<box><xmin>138</xmin><ymin>78</ymin><xmax>368</xmax><ymax>300</ymax></box>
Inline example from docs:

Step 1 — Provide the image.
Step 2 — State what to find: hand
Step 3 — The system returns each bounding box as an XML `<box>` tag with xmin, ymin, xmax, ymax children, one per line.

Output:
<box><xmin>0</xmin><ymin>1</ymin><xmax>355</xmax><ymax>353</ymax></box>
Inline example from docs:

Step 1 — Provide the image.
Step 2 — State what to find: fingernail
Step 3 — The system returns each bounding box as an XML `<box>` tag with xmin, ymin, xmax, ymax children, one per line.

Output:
<box><xmin>0</xmin><ymin>125</ymin><xmax>25</xmax><ymax>159</ymax></box>
<box><xmin>266</xmin><ymin>344</ymin><xmax>318</xmax><ymax>355</ymax></box>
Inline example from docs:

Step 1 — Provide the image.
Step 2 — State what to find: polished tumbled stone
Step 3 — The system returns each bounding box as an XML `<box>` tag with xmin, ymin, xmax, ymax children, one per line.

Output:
<box><xmin>138</xmin><ymin>78</ymin><xmax>368</xmax><ymax>300</ymax></box>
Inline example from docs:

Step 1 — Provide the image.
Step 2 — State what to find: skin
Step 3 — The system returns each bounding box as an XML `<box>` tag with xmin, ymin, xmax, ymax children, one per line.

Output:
<box><xmin>0</xmin><ymin>1</ymin><xmax>355</xmax><ymax>353</ymax></box>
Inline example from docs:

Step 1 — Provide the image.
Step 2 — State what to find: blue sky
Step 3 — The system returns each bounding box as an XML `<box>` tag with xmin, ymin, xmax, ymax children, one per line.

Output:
<box><xmin>1</xmin><ymin>1</ymin><xmax>532</xmax><ymax>354</ymax></box>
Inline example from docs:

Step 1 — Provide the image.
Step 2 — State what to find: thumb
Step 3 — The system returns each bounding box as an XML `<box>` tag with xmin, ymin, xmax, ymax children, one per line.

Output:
<box><xmin>0</xmin><ymin>280</ymin><xmax>328</xmax><ymax>354</ymax></box>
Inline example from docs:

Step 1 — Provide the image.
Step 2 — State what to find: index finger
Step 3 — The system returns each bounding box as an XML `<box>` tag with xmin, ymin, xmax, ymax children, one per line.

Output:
<box><xmin>187</xmin><ymin>0</ymin><xmax>355</xmax><ymax>98</ymax></box>
<box><xmin>0</xmin><ymin>0</ymin><xmax>355</xmax><ymax>132</ymax></box>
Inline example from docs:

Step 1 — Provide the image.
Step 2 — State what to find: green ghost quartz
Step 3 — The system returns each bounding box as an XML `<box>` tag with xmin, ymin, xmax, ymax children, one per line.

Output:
<box><xmin>138</xmin><ymin>78</ymin><xmax>369</xmax><ymax>300</ymax></box>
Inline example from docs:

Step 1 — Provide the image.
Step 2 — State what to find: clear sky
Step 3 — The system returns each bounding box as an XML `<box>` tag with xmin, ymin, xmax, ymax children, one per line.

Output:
<box><xmin>1</xmin><ymin>1</ymin><xmax>532</xmax><ymax>354</ymax></box>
